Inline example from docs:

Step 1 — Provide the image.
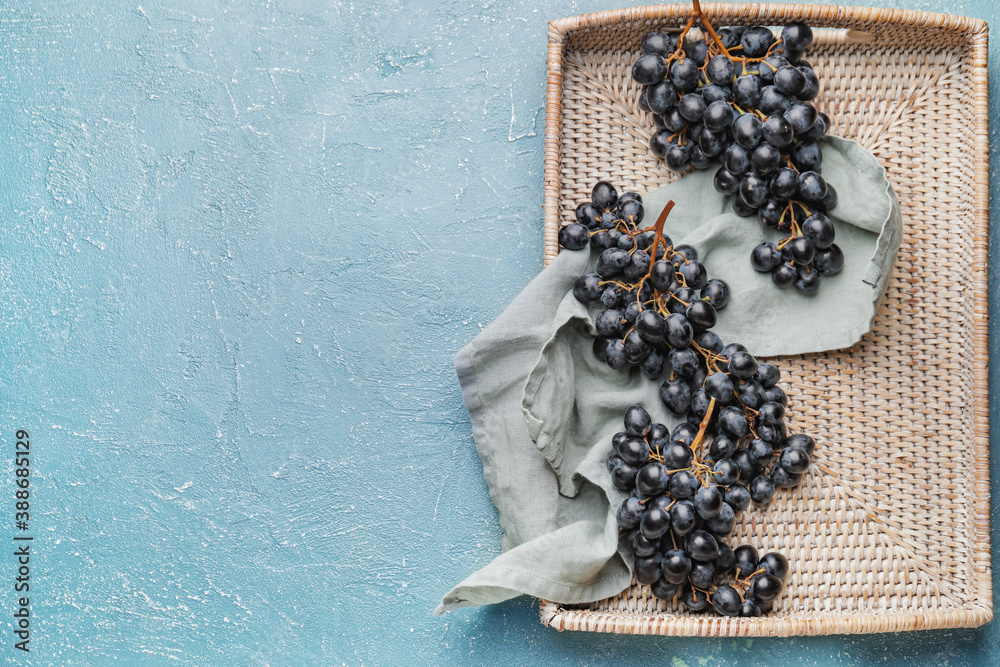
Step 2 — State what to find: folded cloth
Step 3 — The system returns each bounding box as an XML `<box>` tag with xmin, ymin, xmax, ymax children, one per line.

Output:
<box><xmin>435</xmin><ymin>135</ymin><xmax>900</xmax><ymax>615</ymax></box>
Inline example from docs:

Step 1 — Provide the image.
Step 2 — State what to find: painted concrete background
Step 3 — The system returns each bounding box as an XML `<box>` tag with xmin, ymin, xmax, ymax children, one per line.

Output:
<box><xmin>0</xmin><ymin>0</ymin><xmax>997</xmax><ymax>664</ymax></box>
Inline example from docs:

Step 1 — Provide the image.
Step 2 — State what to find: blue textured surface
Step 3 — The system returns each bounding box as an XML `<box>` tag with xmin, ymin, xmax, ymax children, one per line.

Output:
<box><xmin>0</xmin><ymin>0</ymin><xmax>996</xmax><ymax>664</ymax></box>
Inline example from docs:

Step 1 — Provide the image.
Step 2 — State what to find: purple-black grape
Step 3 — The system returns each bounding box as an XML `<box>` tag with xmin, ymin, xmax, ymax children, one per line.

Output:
<box><xmin>632</xmin><ymin>53</ymin><xmax>668</xmax><ymax>85</ymax></box>
<box><xmin>781</xmin><ymin>22</ymin><xmax>814</xmax><ymax>51</ymax></box>
<box><xmin>661</xmin><ymin>549</ymin><xmax>693</xmax><ymax>584</ymax></box>
<box><xmin>814</xmin><ymin>244</ymin><xmax>845</xmax><ymax>275</ymax></box>
<box><xmin>759</xmin><ymin>552</ymin><xmax>790</xmax><ymax>580</ymax></box>
<box><xmin>558</xmin><ymin>223</ymin><xmax>590</xmax><ymax>250</ymax></box>
<box><xmin>711</xmin><ymin>585</ymin><xmax>742</xmax><ymax>617</ymax></box>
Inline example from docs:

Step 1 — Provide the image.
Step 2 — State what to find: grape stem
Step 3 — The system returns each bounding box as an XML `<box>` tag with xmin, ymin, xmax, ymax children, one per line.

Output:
<box><xmin>646</xmin><ymin>200</ymin><xmax>676</xmax><ymax>275</ymax></box>
<box><xmin>691</xmin><ymin>0</ymin><xmax>733</xmax><ymax>58</ymax></box>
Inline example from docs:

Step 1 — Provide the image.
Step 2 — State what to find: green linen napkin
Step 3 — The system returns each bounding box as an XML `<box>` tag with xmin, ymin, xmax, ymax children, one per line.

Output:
<box><xmin>435</xmin><ymin>136</ymin><xmax>900</xmax><ymax>615</ymax></box>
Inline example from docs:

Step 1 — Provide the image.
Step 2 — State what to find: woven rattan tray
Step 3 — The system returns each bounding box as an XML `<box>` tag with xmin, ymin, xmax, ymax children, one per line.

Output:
<box><xmin>539</xmin><ymin>3</ymin><xmax>990</xmax><ymax>637</ymax></box>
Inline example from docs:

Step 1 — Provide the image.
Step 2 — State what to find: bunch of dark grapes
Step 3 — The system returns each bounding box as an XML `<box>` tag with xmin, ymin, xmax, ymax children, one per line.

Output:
<box><xmin>561</xmin><ymin>182</ymin><xmax>732</xmax><ymax>375</ymax></box>
<box><xmin>560</xmin><ymin>181</ymin><xmax>818</xmax><ymax>616</ymax></box>
<box><xmin>632</xmin><ymin>1</ymin><xmax>844</xmax><ymax>294</ymax></box>
<box><xmin>607</xmin><ymin>404</ymin><xmax>806</xmax><ymax>615</ymax></box>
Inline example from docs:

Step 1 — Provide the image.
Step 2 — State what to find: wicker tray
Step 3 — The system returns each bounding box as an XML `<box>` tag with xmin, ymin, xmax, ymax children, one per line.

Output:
<box><xmin>539</xmin><ymin>3</ymin><xmax>990</xmax><ymax>637</ymax></box>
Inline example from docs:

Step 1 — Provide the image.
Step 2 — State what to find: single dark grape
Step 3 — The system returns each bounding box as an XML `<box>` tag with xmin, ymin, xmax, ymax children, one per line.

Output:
<box><xmin>705</xmin><ymin>502</ymin><xmax>736</xmax><ymax>536</ymax></box>
<box><xmin>751</xmin><ymin>143</ymin><xmax>782</xmax><ymax>175</ymax></box>
<box><xmin>704</xmin><ymin>100</ymin><xmax>735</xmax><ymax>132</ymax></box>
<box><xmin>788</xmin><ymin>236</ymin><xmax>815</xmax><ymax>264</ymax></box>
<box><xmin>624</xmin><ymin>405</ymin><xmax>652</xmax><ymax>437</ymax></box>
<box><xmin>665</xmin><ymin>312</ymin><xmax>693</xmax><ymax>347</ymax></box>
<box><xmin>660</xmin><ymin>379</ymin><xmax>692</xmax><ymax>416</ymax></box>
<box><xmin>714</xmin><ymin>167</ymin><xmax>740</xmax><ymax>196</ymax></box>
<box><xmin>576</xmin><ymin>202</ymin><xmax>600</xmax><ymax>227</ymax></box>
<box><xmin>662</xmin><ymin>442</ymin><xmax>693</xmax><ymax>470</ymax></box>
<box><xmin>682</xmin><ymin>584</ymin><xmax>712</xmax><ymax>612</ymax></box>
<box><xmin>685</xmin><ymin>39</ymin><xmax>709</xmax><ymax>66</ymax></box>
<box><xmin>794</xmin><ymin>266</ymin><xmax>822</xmax><ymax>295</ymax></box>
<box><xmin>750</xmin><ymin>572</ymin><xmax>784</xmax><ymax>601</ymax></box>
<box><xmin>779</xmin><ymin>447</ymin><xmax>811</xmax><ymax>474</ymax></box>
<box><xmin>821</xmin><ymin>184</ymin><xmax>838</xmax><ymax>211</ymax></box>
<box><xmin>719</xmin><ymin>406</ymin><xmax>749</xmax><ymax>438</ymax></box>
<box><xmin>739</xmin><ymin>172</ymin><xmax>769</xmax><ymax>208</ymax></box>
<box><xmin>714</xmin><ymin>542</ymin><xmax>736</xmax><ymax>574</ymax></box>
<box><xmin>693</xmin><ymin>486</ymin><xmax>724</xmax><ymax>521</ymax></box>
<box><xmin>642</xmin><ymin>31</ymin><xmax>678</xmax><ymax>55</ymax></box>
<box><xmin>771</xmin><ymin>465</ymin><xmax>803</xmax><ymax>488</ymax></box>
<box><xmin>709</xmin><ymin>433</ymin><xmax>738</xmax><ymax>460</ymax></box>
<box><xmin>650</xmin><ymin>578</ymin><xmax>679</xmax><ymax>601</ymax></box>
<box><xmin>814</xmin><ymin>244</ymin><xmax>844</xmax><ymax>275</ymax></box>
<box><xmin>738</xmin><ymin>380</ymin><xmax>766</xmax><ymax>410</ymax></box>
<box><xmin>770</xmin><ymin>166</ymin><xmax>799</xmax><ymax>199</ymax></box>
<box><xmin>733</xmin><ymin>74</ymin><xmax>763</xmax><ymax>108</ymax></box>
<box><xmin>750</xmin><ymin>475</ymin><xmax>777</xmax><ymax>504</ymax></box>
<box><xmin>764</xmin><ymin>384</ymin><xmax>787</xmax><ymax>406</ymax></box>
<box><xmin>759</xmin><ymin>552</ymin><xmax>790</xmax><ymax>580</ymax></box>
<box><xmin>631</xmin><ymin>530</ymin><xmax>658</xmax><ymax>558</ymax></box>
<box><xmin>734</xmin><ymin>545</ymin><xmax>759</xmax><ymax>577</ymax></box>
<box><xmin>690</xmin><ymin>561</ymin><xmax>716</xmax><ymax>589</ymax></box>
<box><xmin>670</xmin><ymin>500</ymin><xmax>698</xmax><ymax>537</ymax></box>
<box><xmin>725</xmin><ymin>484</ymin><xmax>752</xmax><ymax>512</ymax></box>
<box><xmin>701</xmin><ymin>279</ymin><xmax>730</xmax><ymax>309</ymax></box>
<box><xmin>618</xmin><ymin>436</ymin><xmax>650</xmax><ymax>466</ymax></box>
<box><xmin>611</xmin><ymin>461</ymin><xmax>639</xmax><ymax>491</ymax></box>
<box><xmin>741</xmin><ymin>26</ymin><xmax>775</xmax><ymax>58</ymax></box>
<box><xmin>595</xmin><ymin>309</ymin><xmax>624</xmax><ymax>338</ymax></box>
<box><xmin>751</xmin><ymin>242</ymin><xmax>782</xmax><ymax>272</ymax></box>
<box><xmin>685</xmin><ymin>300</ymin><xmax>717</xmax><ymax>332</ymax></box>
<box><xmin>616</xmin><ymin>497</ymin><xmax>644</xmax><ymax>529</ymax></box>
<box><xmin>701</xmin><ymin>83</ymin><xmax>732</xmax><ymax>104</ymax></box>
<box><xmin>762</xmin><ymin>114</ymin><xmax>794</xmax><ymax>148</ymax></box>
<box><xmin>685</xmin><ymin>529</ymin><xmax>720</xmax><ymax>561</ymax></box>
<box><xmin>573</xmin><ymin>274</ymin><xmax>602</xmax><ymax>302</ymax></box>
<box><xmin>665</xmin><ymin>144</ymin><xmax>691</xmax><ymax>171</ymax></box>
<box><xmin>592</xmin><ymin>181</ymin><xmax>619</xmax><ymax>211</ymax></box>
<box><xmin>784</xmin><ymin>433</ymin><xmax>816</xmax><ymax>455</ymax></box>
<box><xmin>661</xmin><ymin>549</ymin><xmax>692</xmax><ymax>584</ymax></box>
<box><xmin>640</xmin><ymin>348</ymin><xmax>664</xmax><ymax>380</ymax></box>
<box><xmin>781</xmin><ymin>21</ymin><xmax>814</xmax><ymax>51</ymax></box>
<box><xmin>798</xmin><ymin>171</ymin><xmax>828</xmax><ymax>203</ymax></box>
<box><xmin>711</xmin><ymin>585</ymin><xmax>742</xmax><ymax>617</ymax></box>
<box><xmin>792</xmin><ymin>140</ymin><xmax>822</xmax><ymax>171</ymax></box>
<box><xmin>558</xmin><ymin>223</ymin><xmax>589</xmax><ymax>250</ymax></box>
<box><xmin>636</xmin><ymin>309</ymin><xmax>666</xmax><ymax>343</ymax></box>
<box><xmin>695</xmin><ymin>330</ymin><xmax>723</xmax><ymax>354</ymax></box>
<box><xmin>725</xmin><ymin>144</ymin><xmax>751</xmax><ymax>175</ymax></box>
<box><xmin>595</xmin><ymin>249</ymin><xmax>629</xmax><ymax>279</ymax></box>
<box><xmin>712</xmin><ymin>458</ymin><xmax>740</xmax><ymax>486</ymax></box>
<box><xmin>749</xmin><ymin>438</ymin><xmax>774</xmax><ymax>466</ymax></box>
<box><xmin>669</xmin><ymin>470</ymin><xmax>700</xmax><ymax>499</ymax></box>
<box><xmin>670</xmin><ymin>58</ymin><xmax>700</xmax><ymax>90</ymax></box>
<box><xmin>755</xmin><ymin>363</ymin><xmax>780</xmax><ymax>388</ymax></box>
<box><xmin>728</xmin><ymin>350</ymin><xmax>758</xmax><ymax>379</ymax></box>
<box><xmin>774</xmin><ymin>65</ymin><xmax>806</xmax><ymax>96</ymax></box>
<box><xmin>733</xmin><ymin>113</ymin><xmax>763</xmax><ymax>149</ymax></box>
<box><xmin>678</xmin><ymin>93</ymin><xmax>707</xmax><ymax>122</ymax></box>
<box><xmin>640</xmin><ymin>505</ymin><xmax>672</xmax><ymax>540</ymax></box>
<box><xmin>635</xmin><ymin>553</ymin><xmax>664</xmax><ymax>584</ymax></box>
<box><xmin>772</xmin><ymin>262</ymin><xmax>796</xmax><ymax>288</ymax></box>
<box><xmin>706</xmin><ymin>54</ymin><xmax>736</xmax><ymax>84</ymax></box>
<box><xmin>632</xmin><ymin>53</ymin><xmax>668</xmax><ymax>85</ymax></box>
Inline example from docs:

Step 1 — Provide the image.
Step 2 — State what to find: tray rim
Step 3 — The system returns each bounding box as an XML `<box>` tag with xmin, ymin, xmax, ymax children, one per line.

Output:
<box><xmin>540</xmin><ymin>2</ymin><xmax>991</xmax><ymax>637</ymax></box>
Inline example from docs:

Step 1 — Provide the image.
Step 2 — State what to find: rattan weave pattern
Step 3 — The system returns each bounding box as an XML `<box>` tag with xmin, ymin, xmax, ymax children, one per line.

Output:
<box><xmin>539</xmin><ymin>4</ymin><xmax>990</xmax><ymax>636</ymax></box>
